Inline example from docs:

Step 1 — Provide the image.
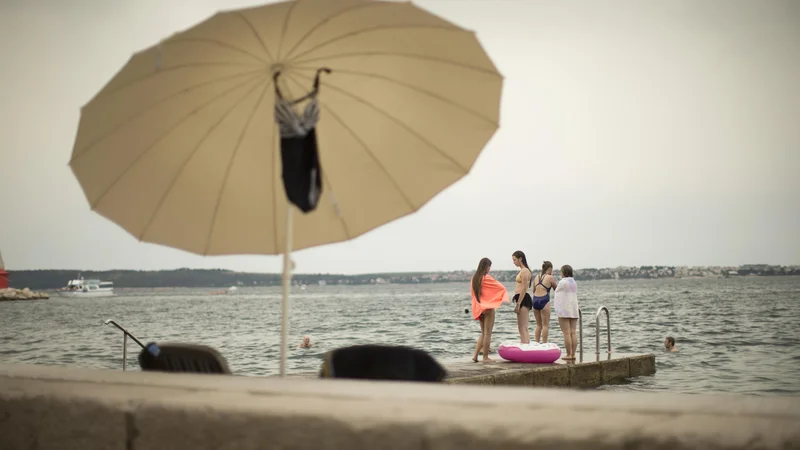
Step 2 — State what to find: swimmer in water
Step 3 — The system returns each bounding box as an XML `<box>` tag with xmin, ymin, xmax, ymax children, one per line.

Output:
<box><xmin>299</xmin><ymin>336</ymin><xmax>312</xmax><ymax>349</ymax></box>
<box><xmin>664</xmin><ymin>336</ymin><xmax>678</xmax><ymax>352</ymax></box>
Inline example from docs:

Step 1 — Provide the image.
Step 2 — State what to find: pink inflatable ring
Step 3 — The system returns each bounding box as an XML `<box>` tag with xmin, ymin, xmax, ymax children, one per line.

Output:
<box><xmin>497</xmin><ymin>342</ymin><xmax>562</xmax><ymax>363</ymax></box>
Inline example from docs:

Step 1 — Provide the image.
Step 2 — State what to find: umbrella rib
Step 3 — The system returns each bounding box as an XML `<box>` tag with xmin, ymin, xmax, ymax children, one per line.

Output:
<box><xmin>321</xmin><ymin>103</ymin><xmax>416</xmax><ymax>212</ymax></box>
<box><xmin>72</xmin><ymin>70</ymin><xmax>264</xmax><ymax>163</ymax></box>
<box><xmin>294</xmin><ymin>52</ymin><xmax>501</xmax><ymax>77</ymax></box>
<box><xmin>275</xmin><ymin>0</ymin><xmax>299</xmax><ymax>61</ymax></box>
<box><xmin>290</xmin><ymin>25</ymin><xmax>469</xmax><ymax>62</ymax></box>
<box><xmin>292</xmin><ymin>71</ymin><xmax>469</xmax><ymax>174</ymax></box>
<box><xmin>138</xmin><ymin>79</ymin><xmax>269</xmax><ymax>242</ymax></box>
<box><xmin>283</xmin><ymin>73</ymin><xmax>415</xmax><ymax>212</ymax></box>
<box><xmin>203</xmin><ymin>80</ymin><xmax>273</xmax><ymax>255</ymax></box>
<box><xmin>169</xmin><ymin>37</ymin><xmax>270</xmax><ymax>65</ymax></box>
<box><xmin>320</xmin><ymin>171</ymin><xmax>351</xmax><ymax>239</ymax></box>
<box><xmin>236</xmin><ymin>11</ymin><xmax>275</xmax><ymax>63</ymax></box>
<box><xmin>296</xmin><ymin>68</ymin><xmax>498</xmax><ymax>126</ymax></box>
<box><xmin>271</xmin><ymin>119</ymin><xmax>279</xmax><ymax>253</ymax></box>
<box><xmin>87</xmin><ymin>74</ymin><xmax>265</xmax><ymax>211</ymax></box>
<box><xmin>282</xmin><ymin>2</ymin><xmax>391</xmax><ymax>61</ymax></box>
<box><xmin>89</xmin><ymin>63</ymin><xmax>262</xmax><ymax>104</ymax></box>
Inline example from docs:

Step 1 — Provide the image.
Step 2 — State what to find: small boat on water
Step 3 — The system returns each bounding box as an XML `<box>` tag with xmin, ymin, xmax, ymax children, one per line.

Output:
<box><xmin>55</xmin><ymin>277</ymin><xmax>115</xmax><ymax>298</ymax></box>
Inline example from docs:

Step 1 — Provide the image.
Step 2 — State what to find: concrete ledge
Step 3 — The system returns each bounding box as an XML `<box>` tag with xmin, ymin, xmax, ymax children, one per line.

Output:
<box><xmin>1</xmin><ymin>363</ymin><xmax>799</xmax><ymax>450</ymax></box>
<box><xmin>600</xmin><ymin>357</ymin><xmax>631</xmax><ymax>384</ymax></box>
<box><xmin>444</xmin><ymin>353</ymin><xmax>654</xmax><ymax>388</ymax></box>
<box><xmin>533</xmin><ymin>365</ymin><xmax>569</xmax><ymax>387</ymax></box>
<box><xmin>493</xmin><ymin>370</ymin><xmax>533</xmax><ymax>386</ymax></box>
<box><xmin>630</xmin><ymin>354</ymin><xmax>657</xmax><ymax>377</ymax></box>
<box><xmin>568</xmin><ymin>361</ymin><xmax>602</xmax><ymax>387</ymax></box>
<box><xmin>1</xmin><ymin>383</ymin><xmax>128</xmax><ymax>450</ymax></box>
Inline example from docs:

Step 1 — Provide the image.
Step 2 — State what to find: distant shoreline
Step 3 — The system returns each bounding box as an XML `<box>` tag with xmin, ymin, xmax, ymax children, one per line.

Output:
<box><xmin>4</xmin><ymin>265</ymin><xmax>798</xmax><ymax>290</ymax></box>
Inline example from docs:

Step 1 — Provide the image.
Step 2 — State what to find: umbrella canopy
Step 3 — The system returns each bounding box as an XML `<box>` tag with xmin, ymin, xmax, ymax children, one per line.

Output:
<box><xmin>69</xmin><ymin>0</ymin><xmax>503</xmax><ymax>376</ymax></box>
<box><xmin>69</xmin><ymin>0</ymin><xmax>502</xmax><ymax>255</ymax></box>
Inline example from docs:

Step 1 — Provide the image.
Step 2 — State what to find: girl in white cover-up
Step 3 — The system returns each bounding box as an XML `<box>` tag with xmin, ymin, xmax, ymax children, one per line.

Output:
<box><xmin>554</xmin><ymin>264</ymin><xmax>579</xmax><ymax>360</ymax></box>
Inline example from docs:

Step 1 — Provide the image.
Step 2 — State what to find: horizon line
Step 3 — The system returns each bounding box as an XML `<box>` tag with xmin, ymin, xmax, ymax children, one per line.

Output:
<box><xmin>6</xmin><ymin>263</ymin><xmax>797</xmax><ymax>277</ymax></box>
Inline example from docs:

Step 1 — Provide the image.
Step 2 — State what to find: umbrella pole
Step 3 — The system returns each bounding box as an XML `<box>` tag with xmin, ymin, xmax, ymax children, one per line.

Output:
<box><xmin>279</xmin><ymin>205</ymin><xmax>293</xmax><ymax>377</ymax></box>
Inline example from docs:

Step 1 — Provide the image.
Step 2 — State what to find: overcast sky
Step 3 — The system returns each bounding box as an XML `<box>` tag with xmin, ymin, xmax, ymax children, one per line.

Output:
<box><xmin>1</xmin><ymin>0</ymin><xmax>798</xmax><ymax>275</ymax></box>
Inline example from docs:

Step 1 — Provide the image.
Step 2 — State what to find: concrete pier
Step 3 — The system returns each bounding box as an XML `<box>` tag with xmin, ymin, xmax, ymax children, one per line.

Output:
<box><xmin>1</xmin><ymin>362</ymin><xmax>797</xmax><ymax>450</ymax></box>
<box><xmin>445</xmin><ymin>352</ymin><xmax>655</xmax><ymax>387</ymax></box>
<box><xmin>287</xmin><ymin>353</ymin><xmax>656</xmax><ymax>388</ymax></box>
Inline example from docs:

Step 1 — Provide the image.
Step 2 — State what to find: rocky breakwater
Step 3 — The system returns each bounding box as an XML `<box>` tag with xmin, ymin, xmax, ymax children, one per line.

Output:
<box><xmin>0</xmin><ymin>288</ymin><xmax>50</xmax><ymax>301</ymax></box>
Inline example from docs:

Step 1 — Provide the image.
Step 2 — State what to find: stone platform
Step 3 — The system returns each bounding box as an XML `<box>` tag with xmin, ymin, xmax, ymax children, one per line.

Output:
<box><xmin>445</xmin><ymin>352</ymin><xmax>655</xmax><ymax>387</ymax></box>
<box><xmin>287</xmin><ymin>352</ymin><xmax>656</xmax><ymax>388</ymax></box>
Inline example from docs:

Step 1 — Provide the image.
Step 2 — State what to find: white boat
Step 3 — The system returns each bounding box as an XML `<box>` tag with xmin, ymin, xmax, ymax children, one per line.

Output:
<box><xmin>55</xmin><ymin>278</ymin><xmax>115</xmax><ymax>298</ymax></box>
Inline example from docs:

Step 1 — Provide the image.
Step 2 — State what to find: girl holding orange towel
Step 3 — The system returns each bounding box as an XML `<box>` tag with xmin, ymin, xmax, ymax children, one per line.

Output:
<box><xmin>470</xmin><ymin>258</ymin><xmax>510</xmax><ymax>362</ymax></box>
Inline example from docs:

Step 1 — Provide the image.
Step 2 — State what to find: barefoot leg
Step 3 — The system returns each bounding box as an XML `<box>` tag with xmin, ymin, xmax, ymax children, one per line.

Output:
<box><xmin>520</xmin><ymin>307</ymin><xmax>531</xmax><ymax>344</ymax></box>
<box><xmin>472</xmin><ymin>315</ymin><xmax>485</xmax><ymax>362</ymax></box>
<box><xmin>533</xmin><ymin>308</ymin><xmax>543</xmax><ymax>343</ymax></box>
<box><xmin>541</xmin><ymin>302</ymin><xmax>551</xmax><ymax>343</ymax></box>
<box><xmin>569</xmin><ymin>318</ymin><xmax>579</xmax><ymax>359</ymax></box>
<box><xmin>517</xmin><ymin>306</ymin><xmax>531</xmax><ymax>343</ymax></box>
<box><xmin>558</xmin><ymin>317</ymin><xmax>571</xmax><ymax>360</ymax></box>
<box><xmin>482</xmin><ymin>310</ymin><xmax>496</xmax><ymax>361</ymax></box>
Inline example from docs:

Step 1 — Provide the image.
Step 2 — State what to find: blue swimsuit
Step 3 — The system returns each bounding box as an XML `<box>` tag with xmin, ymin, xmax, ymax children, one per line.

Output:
<box><xmin>532</xmin><ymin>275</ymin><xmax>552</xmax><ymax>310</ymax></box>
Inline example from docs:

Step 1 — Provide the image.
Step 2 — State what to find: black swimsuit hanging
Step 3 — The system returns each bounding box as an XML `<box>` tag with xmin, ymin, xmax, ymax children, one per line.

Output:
<box><xmin>273</xmin><ymin>68</ymin><xmax>331</xmax><ymax>213</ymax></box>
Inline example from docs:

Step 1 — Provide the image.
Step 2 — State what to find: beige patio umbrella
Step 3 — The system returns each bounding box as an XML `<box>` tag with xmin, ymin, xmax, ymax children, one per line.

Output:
<box><xmin>69</xmin><ymin>0</ymin><xmax>502</xmax><ymax>376</ymax></box>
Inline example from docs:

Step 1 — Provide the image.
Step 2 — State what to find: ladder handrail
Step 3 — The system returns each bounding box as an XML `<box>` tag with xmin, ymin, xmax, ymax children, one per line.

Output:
<box><xmin>104</xmin><ymin>320</ymin><xmax>146</xmax><ymax>348</ymax></box>
<box><xmin>578</xmin><ymin>308</ymin><xmax>583</xmax><ymax>362</ymax></box>
<box><xmin>595</xmin><ymin>306</ymin><xmax>611</xmax><ymax>358</ymax></box>
<box><xmin>103</xmin><ymin>319</ymin><xmax>145</xmax><ymax>371</ymax></box>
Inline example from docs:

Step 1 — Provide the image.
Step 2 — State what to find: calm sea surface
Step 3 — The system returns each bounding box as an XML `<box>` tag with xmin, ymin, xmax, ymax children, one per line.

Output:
<box><xmin>1</xmin><ymin>276</ymin><xmax>799</xmax><ymax>395</ymax></box>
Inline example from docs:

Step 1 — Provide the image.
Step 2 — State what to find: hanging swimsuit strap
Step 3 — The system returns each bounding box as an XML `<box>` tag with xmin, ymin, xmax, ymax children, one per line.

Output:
<box><xmin>273</xmin><ymin>68</ymin><xmax>332</xmax><ymax>138</ymax></box>
<box><xmin>273</xmin><ymin>68</ymin><xmax>331</xmax><ymax>103</ymax></box>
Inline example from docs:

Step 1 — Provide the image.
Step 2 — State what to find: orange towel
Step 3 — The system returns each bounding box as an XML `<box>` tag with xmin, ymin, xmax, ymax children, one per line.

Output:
<box><xmin>471</xmin><ymin>275</ymin><xmax>510</xmax><ymax>320</ymax></box>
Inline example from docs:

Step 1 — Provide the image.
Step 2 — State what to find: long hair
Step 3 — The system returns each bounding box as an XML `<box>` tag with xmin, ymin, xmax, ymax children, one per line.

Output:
<box><xmin>512</xmin><ymin>250</ymin><xmax>531</xmax><ymax>287</ymax></box>
<box><xmin>471</xmin><ymin>258</ymin><xmax>492</xmax><ymax>302</ymax></box>
<box><xmin>560</xmin><ymin>264</ymin><xmax>574</xmax><ymax>278</ymax></box>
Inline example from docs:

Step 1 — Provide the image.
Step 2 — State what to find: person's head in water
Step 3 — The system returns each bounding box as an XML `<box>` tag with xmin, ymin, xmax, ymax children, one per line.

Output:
<box><xmin>561</xmin><ymin>264</ymin><xmax>574</xmax><ymax>278</ymax></box>
<box><xmin>541</xmin><ymin>260</ymin><xmax>553</xmax><ymax>276</ymax></box>
<box><xmin>301</xmin><ymin>336</ymin><xmax>312</xmax><ymax>348</ymax></box>
<box><xmin>664</xmin><ymin>336</ymin><xmax>677</xmax><ymax>352</ymax></box>
<box><xmin>471</xmin><ymin>258</ymin><xmax>492</xmax><ymax>302</ymax></box>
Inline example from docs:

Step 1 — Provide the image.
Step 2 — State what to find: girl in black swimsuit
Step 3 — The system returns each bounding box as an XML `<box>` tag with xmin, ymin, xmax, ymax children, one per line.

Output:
<box><xmin>532</xmin><ymin>261</ymin><xmax>556</xmax><ymax>343</ymax></box>
<box><xmin>511</xmin><ymin>251</ymin><xmax>533</xmax><ymax>343</ymax></box>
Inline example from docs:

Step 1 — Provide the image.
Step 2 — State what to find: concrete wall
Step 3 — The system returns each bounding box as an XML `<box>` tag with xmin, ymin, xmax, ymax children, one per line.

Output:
<box><xmin>1</xmin><ymin>363</ymin><xmax>798</xmax><ymax>450</ymax></box>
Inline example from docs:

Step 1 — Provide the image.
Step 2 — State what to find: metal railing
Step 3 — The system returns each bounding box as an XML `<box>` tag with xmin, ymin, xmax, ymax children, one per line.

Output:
<box><xmin>595</xmin><ymin>306</ymin><xmax>611</xmax><ymax>360</ymax></box>
<box><xmin>578</xmin><ymin>308</ymin><xmax>584</xmax><ymax>362</ymax></box>
<box><xmin>103</xmin><ymin>319</ymin><xmax>145</xmax><ymax>370</ymax></box>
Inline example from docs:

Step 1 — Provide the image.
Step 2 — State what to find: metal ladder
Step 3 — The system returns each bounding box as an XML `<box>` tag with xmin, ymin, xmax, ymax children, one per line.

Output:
<box><xmin>577</xmin><ymin>306</ymin><xmax>612</xmax><ymax>362</ymax></box>
<box><xmin>103</xmin><ymin>319</ymin><xmax>146</xmax><ymax>371</ymax></box>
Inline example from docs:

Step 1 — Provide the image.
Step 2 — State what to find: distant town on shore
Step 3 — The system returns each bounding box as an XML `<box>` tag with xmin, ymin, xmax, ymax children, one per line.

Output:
<box><xmin>7</xmin><ymin>264</ymin><xmax>799</xmax><ymax>290</ymax></box>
